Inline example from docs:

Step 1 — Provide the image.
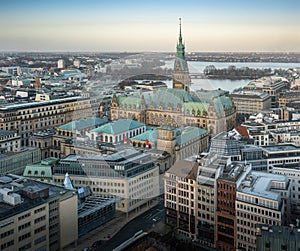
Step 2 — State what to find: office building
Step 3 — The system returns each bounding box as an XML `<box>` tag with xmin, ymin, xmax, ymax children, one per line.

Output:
<box><xmin>78</xmin><ymin>193</ymin><xmax>115</xmax><ymax>237</ymax></box>
<box><xmin>0</xmin><ymin>97</ymin><xmax>93</xmax><ymax>146</ymax></box>
<box><xmin>229</xmin><ymin>91</ymin><xmax>271</xmax><ymax>115</ymax></box>
<box><xmin>0</xmin><ymin>174</ymin><xmax>78</xmax><ymax>251</ymax></box>
<box><xmin>0</xmin><ymin>147</ymin><xmax>41</xmax><ymax>175</ymax></box>
<box><xmin>244</xmin><ymin>76</ymin><xmax>288</xmax><ymax>108</ymax></box>
<box><xmin>272</xmin><ymin>163</ymin><xmax>300</xmax><ymax>221</ymax></box>
<box><xmin>164</xmin><ymin>158</ymin><xmax>198</xmax><ymax>239</ymax></box>
<box><xmin>255</xmin><ymin>224</ymin><xmax>300</xmax><ymax>251</ymax></box>
<box><xmin>236</xmin><ymin>171</ymin><xmax>290</xmax><ymax>251</ymax></box>
<box><xmin>52</xmin><ymin>149</ymin><xmax>160</xmax><ymax>214</ymax></box>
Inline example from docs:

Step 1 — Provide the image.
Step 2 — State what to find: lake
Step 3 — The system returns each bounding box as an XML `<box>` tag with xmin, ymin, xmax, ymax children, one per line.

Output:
<box><xmin>162</xmin><ymin>60</ymin><xmax>299</xmax><ymax>92</ymax></box>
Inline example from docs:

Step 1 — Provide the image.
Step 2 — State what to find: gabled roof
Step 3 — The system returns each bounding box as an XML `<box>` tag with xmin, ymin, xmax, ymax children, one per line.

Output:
<box><xmin>235</xmin><ymin>126</ymin><xmax>249</xmax><ymax>137</ymax></box>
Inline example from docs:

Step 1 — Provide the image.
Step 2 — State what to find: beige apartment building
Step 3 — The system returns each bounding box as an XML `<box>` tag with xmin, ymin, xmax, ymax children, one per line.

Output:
<box><xmin>229</xmin><ymin>91</ymin><xmax>271</xmax><ymax>115</ymax></box>
<box><xmin>0</xmin><ymin>97</ymin><xmax>94</xmax><ymax>147</ymax></box>
<box><xmin>164</xmin><ymin>159</ymin><xmax>198</xmax><ymax>239</ymax></box>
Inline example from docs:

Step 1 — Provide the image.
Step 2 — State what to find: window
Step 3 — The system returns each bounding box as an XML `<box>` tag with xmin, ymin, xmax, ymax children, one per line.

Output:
<box><xmin>34</xmin><ymin>235</ymin><xmax>46</xmax><ymax>245</ymax></box>
<box><xmin>19</xmin><ymin>232</ymin><xmax>31</xmax><ymax>242</ymax></box>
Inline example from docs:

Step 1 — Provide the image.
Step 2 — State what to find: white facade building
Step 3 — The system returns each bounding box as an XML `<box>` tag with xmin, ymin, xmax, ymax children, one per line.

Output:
<box><xmin>236</xmin><ymin>171</ymin><xmax>290</xmax><ymax>251</ymax></box>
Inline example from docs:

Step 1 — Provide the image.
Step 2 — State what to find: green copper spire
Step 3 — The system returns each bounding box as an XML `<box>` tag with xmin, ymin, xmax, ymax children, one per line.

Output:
<box><xmin>176</xmin><ymin>17</ymin><xmax>185</xmax><ymax>60</ymax></box>
<box><xmin>179</xmin><ymin>17</ymin><xmax>182</xmax><ymax>44</ymax></box>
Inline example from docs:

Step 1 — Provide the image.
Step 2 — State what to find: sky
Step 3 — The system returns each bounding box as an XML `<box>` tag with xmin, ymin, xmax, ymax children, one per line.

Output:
<box><xmin>0</xmin><ymin>0</ymin><xmax>299</xmax><ymax>52</ymax></box>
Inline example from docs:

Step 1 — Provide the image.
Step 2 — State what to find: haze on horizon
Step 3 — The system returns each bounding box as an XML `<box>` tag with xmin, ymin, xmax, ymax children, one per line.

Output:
<box><xmin>0</xmin><ymin>0</ymin><xmax>299</xmax><ymax>53</ymax></box>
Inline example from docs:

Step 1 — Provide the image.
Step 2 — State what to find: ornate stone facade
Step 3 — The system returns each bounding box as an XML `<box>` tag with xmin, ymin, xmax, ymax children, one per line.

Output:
<box><xmin>111</xmin><ymin>88</ymin><xmax>236</xmax><ymax>135</ymax></box>
<box><xmin>110</xmin><ymin>20</ymin><xmax>236</xmax><ymax>135</ymax></box>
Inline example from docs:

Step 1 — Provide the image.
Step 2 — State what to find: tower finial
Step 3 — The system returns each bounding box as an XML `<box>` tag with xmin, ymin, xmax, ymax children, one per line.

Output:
<box><xmin>179</xmin><ymin>17</ymin><xmax>182</xmax><ymax>43</ymax></box>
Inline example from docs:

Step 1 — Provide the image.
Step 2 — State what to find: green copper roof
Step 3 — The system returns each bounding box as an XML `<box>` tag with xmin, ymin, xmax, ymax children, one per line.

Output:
<box><xmin>116</xmin><ymin>88</ymin><xmax>234</xmax><ymax>118</ymax></box>
<box><xmin>213</xmin><ymin>95</ymin><xmax>233</xmax><ymax>118</ymax></box>
<box><xmin>131</xmin><ymin>128</ymin><xmax>157</xmax><ymax>142</ymax></box>
<box><xmin>183</xmin><ymin>102</ymin><xmax>209</xmax><ymax>116</ymax></box>
<box><xmin>23</xmin><ymin>164</ymin><xmax>53</xmax><ymax>178</ymax></box>
<box><xmin>117</xmin><ymin>96</ymin><xmax>142</xmax><ymax>108</ymax></box>
<box><xmin>176</xmin><ymin>18</ymin><xmax>185</xmax><ymax>60</ymax></box>
<box><xmin>92</xmin><ymin>119</ymin><xmax>144</xmax><ymax>135</ymax></box>
<box><xmin>58</xmin><ymin>117</ymin><xmax>106</xmax><ymax>131</ymax></box>
<box><xmin>41</xmin><ymin>157</ymin><xmax>59</xmax><ymax>166</ymax></box>
<box><xmin>176</xmin><ymin>127</ymin><xmax>207</xmax><ymax>145</ymax></box>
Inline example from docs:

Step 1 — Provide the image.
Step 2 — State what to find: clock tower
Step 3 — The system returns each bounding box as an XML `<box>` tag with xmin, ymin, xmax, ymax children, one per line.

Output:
<box><xmin>173</xmin><ymin>18</ymin><xmax>191</xmax><ymax>92</ymax></box>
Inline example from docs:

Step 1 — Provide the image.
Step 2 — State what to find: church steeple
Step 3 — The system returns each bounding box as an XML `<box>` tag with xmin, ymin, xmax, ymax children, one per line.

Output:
<box><xmin>176</xmin><ymin>18</ymin><xmax>185</xmax><ymax>60</ymax></box>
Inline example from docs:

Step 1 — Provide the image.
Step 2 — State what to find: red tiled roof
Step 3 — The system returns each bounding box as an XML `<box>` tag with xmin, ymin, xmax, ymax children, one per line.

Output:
<box><xmin>235</xmin><ymin>126</ymin><xmax>249</xmax><ymax>137</ymax></box>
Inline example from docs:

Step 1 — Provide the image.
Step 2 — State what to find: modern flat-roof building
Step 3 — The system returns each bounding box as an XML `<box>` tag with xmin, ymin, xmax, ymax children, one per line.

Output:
<box><xmin>278</xmin><ymin>91</ymin><xmax>300</xmax><ymax>108</ymax></box>
<box><xmin>196</xmin><ymin>153</ymin><xmax>225</xmax><ymax>249</ymax></box>
<box><xmin>271</xmin><ymin>163</ymin><xmax>300</xmax><ymax>222</ymax></box>
<box><xmin>256</xmin><ymin>224</ymin><xmax>300</xmax><ymax>251</ymax></box>
<box><xmin>261</xmin><ymin>144</ymin><xmax>300</xmax><ymax>171</ymax></box>
<box><xmin>52</xmin><ymin>149</ymin><xmax>160</xmax><ymax>214</ymax></box>
<box><xmin>229</xmin><ymin>91</ymin><xmax>271</xmax><ymax>115</ymax></box>
<box><xmin>0</xmin><ymin>174</ymin><xmax>78</xmax><ymax>251</ymax></box>
<box><xmin>78</xmin><ymin>194</ymin><xmax>115</xmax><ymax>237</ymax></box>
<box><xmin>236</xmin><ymin>171</ymin><xmax>290</xmax><ymax>251</ymax></box>
<box><xmin>0</xmin><ymin>147</ymin><xmax>41</xmax><ymax>175</ymax></box>
<box><xmin>244</xmin><ymin>76</ymin><xmax>288</xmax><ymax>108</ymax></box>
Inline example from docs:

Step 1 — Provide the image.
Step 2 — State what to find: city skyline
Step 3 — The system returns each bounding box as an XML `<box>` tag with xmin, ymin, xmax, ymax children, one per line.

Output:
<box><xmin>0</xmin><ymin>0</ymin><xmax>299</xmax><ymax>52</ymax></box>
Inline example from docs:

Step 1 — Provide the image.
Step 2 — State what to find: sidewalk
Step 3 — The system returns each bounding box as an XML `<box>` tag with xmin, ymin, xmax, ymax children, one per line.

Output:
<box><xmin>67</xmin><ymin>199</ymin><xmax>161</xmax><ymax>251</ymax></box>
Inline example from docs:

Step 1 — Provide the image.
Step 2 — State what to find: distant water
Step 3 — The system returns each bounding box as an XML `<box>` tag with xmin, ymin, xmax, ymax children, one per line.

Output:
<box><xmin>162</xmin><ymin>60</ymin><xmax>299</xmax><ymax>92</ymax></box>
<box><xmin>163</xmin><ymin>60</ymin><xmax>300</xmax><ymax>73</ymax></box>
